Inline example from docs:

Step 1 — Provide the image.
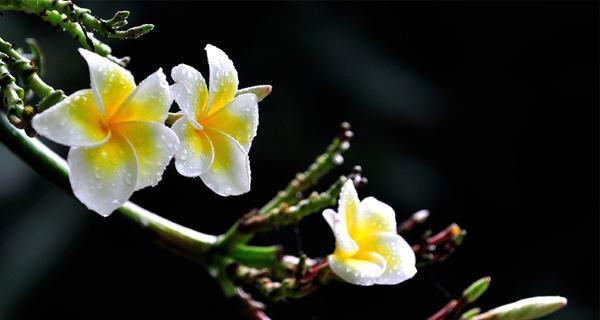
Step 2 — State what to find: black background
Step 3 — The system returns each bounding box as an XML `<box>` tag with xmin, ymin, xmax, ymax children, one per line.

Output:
<box><xmin>0</xmin><ymin>1</ymin><xmax>597</xmax><ymax>319</ymax></box>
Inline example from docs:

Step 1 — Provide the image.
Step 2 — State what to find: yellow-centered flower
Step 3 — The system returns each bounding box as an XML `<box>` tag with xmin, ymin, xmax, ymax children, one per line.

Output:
<box><xmin>322</xmin><ymin>180</ymin><xmax>417</xmax><ymax>286</ymax></box>
<box><xmin>170</xmin><ymin>44</ymin><xmax>271</xmax><ymax>196</ymax></box>
<box><xmin>32</xmin><ymin>49</ymin><xmax>178</xmax><ymax>216</ymax></box>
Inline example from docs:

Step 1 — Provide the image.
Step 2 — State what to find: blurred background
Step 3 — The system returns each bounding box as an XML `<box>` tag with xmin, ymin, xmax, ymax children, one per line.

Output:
<box><xmin>0</xmin><ymin>1</ymin><xmax>597</xmax><ymax>319</ymax></box>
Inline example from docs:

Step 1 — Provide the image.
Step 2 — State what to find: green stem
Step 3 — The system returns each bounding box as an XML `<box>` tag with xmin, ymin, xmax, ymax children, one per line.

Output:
<box><xmin>230</xmin><ymin>245</ymin><xmax>283</xmax><ymax>269</ymax></box>
<box><xmin>259</xmin><ymin>122</ymin><xmax>352</xmax><ymax>214</ymax></box>
<box><xmin>217</xmin><ymin>125</ymin><xmax>355</xmax><ymax>254</ymax></box>
<box><xmin>0</xmin><ymin>57</ymin><xmax>24</xmax><ymax>118</ymax></box>
<box><xmin>0</xmin><ymin>0</ymin><xmax>154</xmax><ymax>39</ymax></box>
<box><xmin>0</xmin><ymin>37</ymin><xmax>64</xmax><ymax>106</ymax></box>
<box><xmin>40</xmin><ymin>9</ymin><xmax>112</xmax><ymax>57</ymax></box>
<box><xmin>217</xmin><ymin>175</ymin><xmax>350</xmax><ymax>254</ymax></box>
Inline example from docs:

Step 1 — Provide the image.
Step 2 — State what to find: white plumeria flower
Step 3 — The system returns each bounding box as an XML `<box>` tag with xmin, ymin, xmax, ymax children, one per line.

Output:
<box><xmin>170</xmin><ymin>44</ymin><xmax>271</xmax><ymax>196</ymax></box>
<box><xmin>322</xmin><ymin>180</ymin><xmax>417</xmax><ymax>286</ymax></box>
<box><xmin>32</xmin><ymin>49</ymin><xmax>178</xmax><ymax>216</ymax></box>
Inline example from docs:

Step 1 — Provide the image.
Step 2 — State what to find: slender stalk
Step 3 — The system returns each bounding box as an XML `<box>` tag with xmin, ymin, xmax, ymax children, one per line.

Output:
<box><xmin>259</xmin><ymin>122</ymin><xmax>353</xmax><ymax>214</ymax></box>
<box><xmin>0</xmin><ymin>37</ymin><xmax>63</xmax><ymax>104</ymax></box>
<box><xmin>0</xmin><ymin>0</ymin><xmax>154</xmax><ymax>39</ymax></box>
<box><xmin>0</xmin><ymin>57</ymin><xmax>25</xmax><ymax>120</ymax></box>
<box><xmin>40</xmin><ymin>9</ymin><xmax>112</xmax><ymax>57</ymax></box>
<box><xmin>216</xmin><ymin>125</ymin><xmax>356</xmax><ymax>253</ymax></box>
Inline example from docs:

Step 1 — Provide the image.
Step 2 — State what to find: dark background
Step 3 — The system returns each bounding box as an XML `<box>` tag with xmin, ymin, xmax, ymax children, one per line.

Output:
<box><xmin>0</xmin><ymin>1</ymin><xmax>597</xmax><ymax>319</ymax></box>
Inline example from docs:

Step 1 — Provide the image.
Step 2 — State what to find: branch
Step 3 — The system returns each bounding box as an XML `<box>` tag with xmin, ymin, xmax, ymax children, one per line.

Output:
<box><xmin>0</xmin><ymin>37</ymin><xmax>63</xmax><ymax>104</ymax></box>
<box><xmin>427</xmin><ymin>277</ymin><xmax>491</xmax><ymax>320</ymax></box>
<box><xmin>0</xmin><ymin>0</ymin><xmax>154</xmax><ymax>39</ymax></box>
<box><xmin>216</xmin><ymin>124</ymin><xmax>359</xmax><ymax>253</ymax></box>
<box><xmin>0</xmin><ymin>112</ymin><xmax>218</xmax><ymax>258</ymax></box>
<box><xmin>0</xmin><ymin>0</ymin><xmax>152</xmax><ymax>66</ymax></box>
<box><xmin>0</xmin><ymin>55</ymin><xmax>26</xmax><ymax>127</ymax></box>
<box><xmin>413</xmin><ymin>223</ymin><xmax>466</xmax><ymax>267</ymax></box>
<box><xmin>259</xmin><ymin>122</ymin><xmax>353</xmax><ymax>214</ymax></box>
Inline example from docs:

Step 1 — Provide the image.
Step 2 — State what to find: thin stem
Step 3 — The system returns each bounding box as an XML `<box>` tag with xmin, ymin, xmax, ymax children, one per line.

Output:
<box><xmin>0</xmin><ymin>1</ymin><xmax>142</xmax><ymax>65</ymax></box>
<box><xmin>0</xmin><ymin>37</ymin><xmax>64</xmax><ymax>105</ymax></box>
<box><xmin>258</xmin><ymin>122</ymin><xmax>353</xmax><ymax>214</ymax></box>
<box><xmin>217</xmin><ymin>123</ymin><xmax>355</xmax><ymax>252</ymax></box>
<box><xmin>0</xmin><ymin>57</ymin><xmax>25</xmax><ymax>120</ymax></box>
<box><xmin>230</xmin><ymin>245</ymin><xmax>283</xmax><ymax>269</ymax></box>
<box><xmin>40</xmin><ymin>9</ymin><xmax>113</xmax><ymax>57</ymax></box>
<box><xmin>218</xmin><ymin>168</ymin><xmax>366</xmax><ymax>254</ymax></box>
<box><xmin>0</xmin><ymin>0</ymin><xmax>153</xmax><ymax>39</ymax></box>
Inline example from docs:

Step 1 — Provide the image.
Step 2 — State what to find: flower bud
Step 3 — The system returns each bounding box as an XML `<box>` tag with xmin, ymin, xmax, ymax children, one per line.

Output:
<box><xmin>472</xmin><ymin>296</ymin><xmax>567</xmax><ymax>320</ymax></box>
<box><xmin>462</xmin><ymin>276</ymin><xmax>491</xmax><ymax>303</ymax></box>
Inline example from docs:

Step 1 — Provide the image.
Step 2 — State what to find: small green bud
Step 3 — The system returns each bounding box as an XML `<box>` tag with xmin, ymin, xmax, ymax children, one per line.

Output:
<box><xmin>463</xmin><ymin>276</ymin><xmax>491</xmax><ymax>303</ymax></box>
<box><xmin>461</xmin><ymin>307</ymin><xmax>481</xmax><ymax>319</ymax></box>
<box><xmin>472</xmin><ymin>296</ymin><xmax>567</xmax><ymax>320</ymax></box>
<box><xmin>37</xmin><ymin>90</ymin><xmax>65</xmax><ymax>112</ymax></box>
<box><xmin>140</xmin><ymin>24</ymin><xmax>154</xmax><ymax>33</ymax></box>
<box><xmin>113</xmin><ymin>10</ymin><xmax>130</xmax><ymax>21</ymax></box>
<box><xmin>236</xmin><ymin>85</ymin><xmax>273</xmax><ymax>102</ymax></box>
<box><xmin>119</xmin><ymin>24</ymin><xmax>154</xmax><ymax>39</ymax></box>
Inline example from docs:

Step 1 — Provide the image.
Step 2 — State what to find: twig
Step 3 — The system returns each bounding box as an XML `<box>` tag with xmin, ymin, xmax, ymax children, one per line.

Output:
<box><xmin>413</xmin><ymin>223</ymin><xmax>466</xmax><ymax>267</ymax></box>
<box><xmin>427</xmin><ymin>277</ymin><xmax>491</xmax><ymax>320</ymax></box>
<box><xmin>259</xmin><ymin>122</ymin><xmax>353</xmax><ymax>214</ymax></box>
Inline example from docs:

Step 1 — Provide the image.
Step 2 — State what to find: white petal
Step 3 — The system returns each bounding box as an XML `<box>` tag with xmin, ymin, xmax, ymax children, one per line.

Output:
<box><xmin>171</xmin><ymin>64</ymin><xmax>208</xmax><ymax>123</ymax></box>
<box><xmin>202</xmin><ymin>93</ymin><xmax>258</xmax><ymax>152</ymax></box>
<box><xmin>68</xmin><ymin>134</ymin><xmax>137</xmax><ymax>217</ymax></box>
<box><xmin>322</xmin><ymin>209</ymin><xmax>358</xmax><ymax>256</ymax></box>
<box><xmin>200</xmin><ymin>128</ymin><xmax>249</xmax><ymax>196</ymax></box>
<box><xmin>113</xmin><ymin>121</ymin><xmax>179</xmax><ymax>190</ymax></box>
<box><xmin>32</xmin><ymin>89</ymin><xmax>108</xmax><ymax>147</ymax></box>
<box><xmin>328</xmin><ymin>251</ymin><xmax>386</xmax><ymax>286</ymax></box>
<box><xmin>205</xmin><ymin>44</ymin><xmax>238</xmax><ymax>116</ymax></box>
<box><xmin>338</xmin><ymin>179</ymin><xmax>360</xmax><ymax>230</ymax></box>
<box><xmin>111</xmin><ymin>69</ymin><xmax>172</xmax><ymax>124</ymax></box>
<box><xmin>78</xmin><ymin>49</ymin><xmax>136</xmax><ymax>118</ymax></box>
<box><xmin>357</xmin><ymin>233</ymin><xmax>417</xmax><ymax>285</ymax></box>
<box><xmin>350</xmin><ymin>196</ymin><xmax>397</xmax><ymax>240</ymax></box>
<box><xmin>171</xmin><ymin>117</ymin><xmax>214</xmax><ymax>177</ymax></box>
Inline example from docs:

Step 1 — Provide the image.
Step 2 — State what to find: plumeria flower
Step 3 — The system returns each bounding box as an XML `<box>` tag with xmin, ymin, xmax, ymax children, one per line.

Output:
<box><xmin>170</xmin><ymin>44</ymin><xmax>271</xmax><ymax>196</ymax></box>
<box><xmin>32</xmin><ymin>49</ymin><xmax>178</xmax><ymax>216</ymax></box>
<box><xmin>322</xmin><ymin>180</ymin><xmax>417</xmax><ymax>286</ymax></box>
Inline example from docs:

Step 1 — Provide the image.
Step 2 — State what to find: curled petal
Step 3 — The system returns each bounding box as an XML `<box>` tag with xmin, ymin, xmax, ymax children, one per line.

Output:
<box><xmin>322</xmin><ymin>209</ymin><xmax>358</xmax><ymax>257</ymax></box>
<box><xmin>111</xmin><ymin>69</ymin><xmax>171</xmax><ymax>124</ymax></box>
<box><xmin>350</xmin><ymin>197</ymin><xmax>397</xmax><ymax>240</ymax></box>
<box><xmin>357</xmin><ymin>233</ymin><xmax>417</xmax><ymax>285</ymax></box>
<box><xmin>171</xmin><ymin>64</ymin><xmax>208</xmax><ymax>124</ymax></box>
<box><xmin>32</xmin><ymin>89</ymin><xmax>108</xmax><ymax>147</ymax></box>
<box><xmin>202</xmin><ymin>93</ymin><xmax>258</xmax><ymax>152</ymax></box>
<box><xmin>206</xmin><ymin>44</ymin><xmax>238</xmax><ymax>116</ymax></box>
<box><xmin>200</xmin><ymin>128</ymin><xmax>249</xmax><ymax>196</ymax></box>
<box><xmin>328</xmin><ymin>251</ymin><xmax>386</xmax><ymax>286</ymax></box>
<box><xmin>114</xmin><ymin>121</ymin><xmax>179</xmax><ymax>190</ymax></box>
<box><xmin>172</xmin><ymin>117</ymin><xmax>214</xmax><ymax>177</ymax></box>
<box><xmin>79</xmin><ymin>49</ymin><xmax>135</xmax><ymax>118</ymax></box>
<box><xmin>68</xmin><ymin>134</ymin><xmax>137</xmax><ymax>216</ymax></box>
